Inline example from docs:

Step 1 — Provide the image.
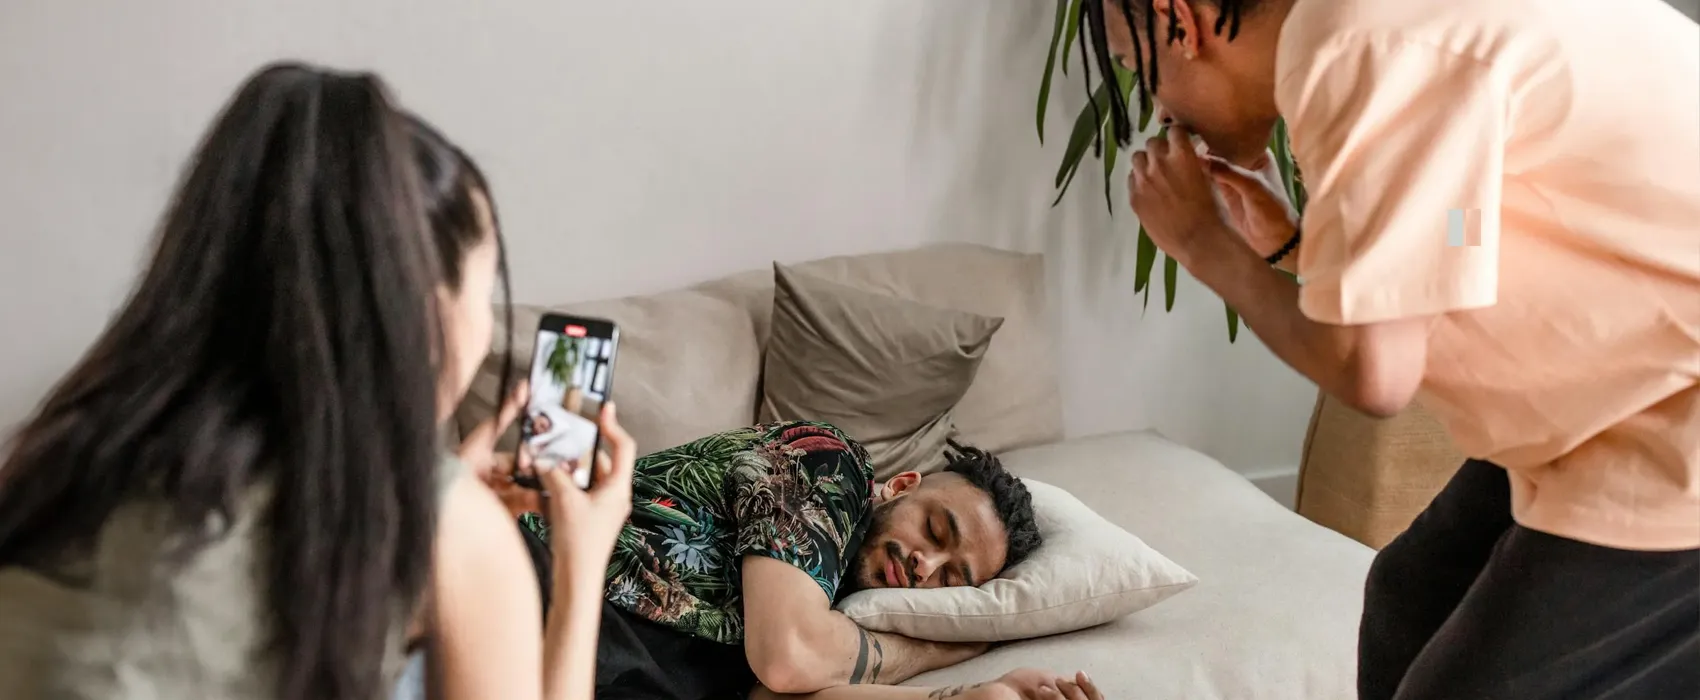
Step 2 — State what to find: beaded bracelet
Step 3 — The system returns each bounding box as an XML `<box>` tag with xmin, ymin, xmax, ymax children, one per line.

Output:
<box><xmin>1264</xmin><ymin>224</ymin><xmax>1301</xmax><ymax>266</ymax></box>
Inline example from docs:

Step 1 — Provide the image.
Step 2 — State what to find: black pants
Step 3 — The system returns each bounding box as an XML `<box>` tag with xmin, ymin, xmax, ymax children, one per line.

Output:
<box><xmin>519</xmin><ymin>519</ymin><xmax>754</xmax><ymax>700</ymax></box>
<box><xmin>1359</xmin><ymin>459</ymin><xmax>1700</xmax><ymax>699</ymax></box>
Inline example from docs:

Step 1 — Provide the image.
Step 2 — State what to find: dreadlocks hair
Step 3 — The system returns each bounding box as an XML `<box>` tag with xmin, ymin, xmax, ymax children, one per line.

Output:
<box><xmin>943</xmin><ymin>439</ymin><xmax>1042</xmax><ymax>570</ymax></box>
<box><xmin>1079</xmin><ymin>0</ymin><xmax>1257</xmax><ymax>149</ymax></box>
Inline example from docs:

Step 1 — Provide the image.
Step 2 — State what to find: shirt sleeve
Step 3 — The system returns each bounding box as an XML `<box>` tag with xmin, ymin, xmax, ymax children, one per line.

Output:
<box><xmin>731</xmin><ymin>422</ymin><xmax>873</xmax><ymax>603</ymax></box>
<box><xmin>1279</xmin><ymin>35</ymin><xmax>1508</xmax><ymax>325</ymax></box>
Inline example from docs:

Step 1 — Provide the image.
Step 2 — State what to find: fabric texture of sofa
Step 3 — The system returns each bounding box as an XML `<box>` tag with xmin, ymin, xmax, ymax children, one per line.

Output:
<box><xmin>456</xmin><ymin>243</ymin><xmax>1374</xmax><ymax>699</ymax></box>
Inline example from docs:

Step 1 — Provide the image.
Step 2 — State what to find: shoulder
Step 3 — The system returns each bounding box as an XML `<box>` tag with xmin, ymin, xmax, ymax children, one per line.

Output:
<box><xmin>1276</xmin><ymin>0</ymin><xmax>1566</xmax><ymax>96</ymax></box>
<box><xmin>748</xmin><ymin>421</ymin><xmax>873</xmax><ymax>484</ymax></box>
<box><xmin>437</xmin><ymin>470</ymin><xmax>530</xmax><ymax>569</ymax></box>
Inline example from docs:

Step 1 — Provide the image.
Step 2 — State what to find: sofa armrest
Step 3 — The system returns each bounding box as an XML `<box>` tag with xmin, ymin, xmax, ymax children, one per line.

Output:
<box><xmin>1295</xmin><ymin>392</ymin><xmax>1464</xmax><ymax>549</ymax></box>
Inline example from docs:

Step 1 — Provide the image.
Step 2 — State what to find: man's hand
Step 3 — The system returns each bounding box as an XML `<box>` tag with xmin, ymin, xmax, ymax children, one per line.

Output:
<box><xmin>1127</xmin><ymin>126</ymin><xmax>1246</xmax><ymax>267</ymax></box>
<box><xmin>1206</xmin><ymin>152</ymin><xmax>1300</xmax><ymax>270</ymax></box>
<box><xmin>1124</xmin><ymin>128</ymin><xmax>1428</xmax><ymax>418</ymax></box>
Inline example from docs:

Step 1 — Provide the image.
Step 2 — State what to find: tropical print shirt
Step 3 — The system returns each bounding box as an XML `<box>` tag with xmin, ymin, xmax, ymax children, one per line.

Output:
<box><xmin>523</xmin><ymin>420</ymin><xmax>874</xmax><ymax>644</ymax></box>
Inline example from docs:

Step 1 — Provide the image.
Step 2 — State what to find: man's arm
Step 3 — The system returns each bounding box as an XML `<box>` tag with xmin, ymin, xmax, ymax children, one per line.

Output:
<box><xmin>1175</xmin><ymin>225</ymin><xmax>1431</xmax><ymax>418</ymax></box>
<box><xmin>749</xmin><ymin>682</ymin><xmax>992</xmax><ymax>700</ymax></box>
<box><xmin>741</xmin><ymin>556</ymin><xmax>987</xmax><ymax>694</ymax></box>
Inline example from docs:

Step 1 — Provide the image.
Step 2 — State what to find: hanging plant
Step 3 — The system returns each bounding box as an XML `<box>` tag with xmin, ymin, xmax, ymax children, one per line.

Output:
<box><xmin>1036</xmin><ymin>0</ymin><xmax>1308</xmax><ymax>341</ymax></box>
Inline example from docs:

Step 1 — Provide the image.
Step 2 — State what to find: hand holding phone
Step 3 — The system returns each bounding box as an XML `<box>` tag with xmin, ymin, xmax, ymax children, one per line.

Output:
<box><xmin>535</xmin><ymin>402</ymin><xmax>638</xmax><ymax>584</ymax></box>
<box><xmin>514</xmin><ymin>313</ymin><xmax>620</xmax><ymax>491</ymax></box>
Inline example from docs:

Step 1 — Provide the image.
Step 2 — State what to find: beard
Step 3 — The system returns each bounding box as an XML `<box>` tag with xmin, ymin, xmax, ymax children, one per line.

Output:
<box><xmin>839</xmin><ymin>503</ymin><xmax>900</xmax><ymax>597</ymax></box>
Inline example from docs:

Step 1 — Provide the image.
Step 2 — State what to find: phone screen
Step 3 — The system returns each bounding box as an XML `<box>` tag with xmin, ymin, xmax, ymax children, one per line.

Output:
<box><xmin>518</xmin><ymin>314</ymin><xmax>618</xmax><ymax>490</ymax></box>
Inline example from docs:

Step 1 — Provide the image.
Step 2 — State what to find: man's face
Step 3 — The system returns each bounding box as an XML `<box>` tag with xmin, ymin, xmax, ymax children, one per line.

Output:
<box><xmin>845</xmin><ymin>472</ymin><xmax>1009</xmax><ymax>592</ymax></box>
<box><xmin>530</xmin><ymin>413</ymin><xmax>552</xmax><ymax>434</ymax></box>
<box><xmin>1100</xmin><ymin>0</ymin><xmax>1278</xmax><ymax>166</ymax></box>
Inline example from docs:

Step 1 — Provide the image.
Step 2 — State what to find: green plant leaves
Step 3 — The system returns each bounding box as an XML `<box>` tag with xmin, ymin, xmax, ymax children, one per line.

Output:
<box><xmin>1134</xmin><ymin>225</ymin><xmax>1157</xmax><ymax>296</ymax></box>
<box><xmin>1225</xmin><ymin>304</ymin><xmax>1241</xmax><ymax>342</ymax></box>
<box><xmin>1052</xmin><ymin>79</ymin><xmax>1113</xmax><ymax>206</ymax></box>
<box><xmin>1162</xmin><ymin>254</ymin><xmax>1179</xmax><ymax>311</ymax></box>
<box><xmin>1060</xmin><ymin>0</ymin><xmax>1082</xmax><ymax>74</ymax></box>
<box><xmin>1271</xmin><ymin>119</ymin><xmax>1297</xmax><ymax>205</ymax></box>
<box><xmin>1036</xmin><ymin>0</ymin><xmax>1069</xmax><ymax>143</ymax></box>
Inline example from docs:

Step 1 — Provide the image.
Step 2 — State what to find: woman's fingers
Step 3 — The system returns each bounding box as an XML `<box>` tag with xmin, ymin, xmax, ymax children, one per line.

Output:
<box><xmin>538</xmin><ymin>461</ymin><xmax>579</xmax><ymax>508</ymax></box>
<box><xmin>594</xmin><ymin>403</ymin><xmax>636</xmax><ymax>494</ymax></box>
<box><xmin>598</xmin><ymin>403</ymin><xmax>635</xmax><ymax>466</ymax></box>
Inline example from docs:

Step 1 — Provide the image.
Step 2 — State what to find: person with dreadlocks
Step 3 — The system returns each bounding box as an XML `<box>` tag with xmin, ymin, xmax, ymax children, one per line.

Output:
<box><xmin>1077</xmin><ymin>1</ymin><xmax>1700</xmax><ymax>699</ymax></box>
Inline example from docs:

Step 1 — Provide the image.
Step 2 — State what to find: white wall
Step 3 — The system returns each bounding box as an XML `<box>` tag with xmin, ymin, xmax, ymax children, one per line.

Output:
<box><xmin>0</xmin><ymin>0</ymin><xmax>1318</xmax><ymax>487</ymax></box>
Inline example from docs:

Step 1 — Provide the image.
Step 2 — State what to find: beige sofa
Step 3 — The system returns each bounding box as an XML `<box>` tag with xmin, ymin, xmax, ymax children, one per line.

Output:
<box><xmin>458</xmin><ymin>243</ymin><xmax>1374</xmax><ymax>699</ymax></box>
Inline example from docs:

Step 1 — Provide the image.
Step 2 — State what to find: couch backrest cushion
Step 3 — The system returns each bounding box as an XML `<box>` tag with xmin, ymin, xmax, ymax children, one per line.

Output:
<box><xmin>456</xmin><ymin>286</ymin><xmax>763</xmax><ymax>455</ymax></box>
<box><xmin>738</xmin><ymin>244</ymin><xmax>1063</xmax><ymax>454</ymax></box>
<box><xmin>457</xmin><ymin>243</ymin><xmax>1062</xmax><ymax>458</ymax></box>
<box><xmin>760</xmin><ymin>263</ymin><xmax>1004</xmax><ymax>477</ymax></box>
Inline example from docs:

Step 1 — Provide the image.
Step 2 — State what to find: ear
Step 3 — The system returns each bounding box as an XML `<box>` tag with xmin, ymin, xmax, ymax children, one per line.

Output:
<box><xmin>874</xmin><ymin>472</ymin><xmax>923</xmax><ymax>504</ymax></box>
<box><xmin>1152</xmin><ymin>0</ymin><xmax>1203</xmax><ymax>56</ymax></box>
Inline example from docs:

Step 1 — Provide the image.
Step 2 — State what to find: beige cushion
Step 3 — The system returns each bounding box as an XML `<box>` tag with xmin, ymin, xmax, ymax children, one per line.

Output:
<box><xmin>456</xmin><ymin>288</ymin><xmax>763</xmax><ymax>455</ymax></box>
<box><xmin>732</xmin><ymin>244</ymin><xmax>1063</xmax><ymax>454</ymax></box>
<box><xmin>759</xmin><ymin>263</ymin><xmax>1001</xmax><ymax>478</ymax></box>
<box><xmin>836</xmin><ymin>479</ymin><xmax>1197</xmax><ymax>642</ymax></box>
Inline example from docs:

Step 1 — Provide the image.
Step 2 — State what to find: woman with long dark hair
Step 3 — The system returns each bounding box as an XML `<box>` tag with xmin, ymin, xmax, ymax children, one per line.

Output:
<box><xmin>0</xmin><ymin>62</ymin><xmax>635</xmax><ymax>700</ymax></box>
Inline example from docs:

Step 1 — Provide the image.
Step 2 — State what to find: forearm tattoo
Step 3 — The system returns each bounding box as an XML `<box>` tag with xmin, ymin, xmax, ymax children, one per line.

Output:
<box><xmin>849</xmin><ymin>628</ymin><xmax>885</xmax><ymax>684</ymax></box>
<box><xmin>928</xmin><ymin>682</ymin><xmax>988</xmax><ymax>699</ymax></box>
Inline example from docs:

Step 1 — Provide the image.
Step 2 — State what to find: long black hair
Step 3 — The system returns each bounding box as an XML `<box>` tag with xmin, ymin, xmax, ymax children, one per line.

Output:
<box><xmin>0</xmin><ymin>62</ymin><xmax>512</xmax><ymax>700</ymax></box>
<box><xmin>1080</xmin><ymin>0</ymin><xmax>1258</xmax><ymax>148</ymax></box>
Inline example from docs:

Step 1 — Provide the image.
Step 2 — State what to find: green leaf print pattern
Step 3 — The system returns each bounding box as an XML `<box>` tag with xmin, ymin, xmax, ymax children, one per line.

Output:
<box><xmin>531</xmin><ymin>420</ymin><xmax>874</xmax><ymax>645</ymax></box>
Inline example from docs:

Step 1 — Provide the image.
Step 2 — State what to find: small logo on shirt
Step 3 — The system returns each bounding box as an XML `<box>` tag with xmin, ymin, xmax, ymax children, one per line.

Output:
<box><xmin>1447</xmin><ymin>208</ymin><xmax>1483</xmax><ymax>247</ymax></box>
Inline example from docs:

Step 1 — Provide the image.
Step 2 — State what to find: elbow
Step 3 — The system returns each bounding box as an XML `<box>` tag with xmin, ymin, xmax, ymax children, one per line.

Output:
<box><xmin>1343</xmin><ymin>382</ymin><xmax>1415</xmax><ymax>419</ymax></box>
<box><xmin>1338</xmin><ymin>321</ymin><xmax>1428</xmax><ymax>419</ymax></box>
<box><xmin>746</xmin><ymin>632</ymin><xmax>827</xmax><ymax>695</ymax></box>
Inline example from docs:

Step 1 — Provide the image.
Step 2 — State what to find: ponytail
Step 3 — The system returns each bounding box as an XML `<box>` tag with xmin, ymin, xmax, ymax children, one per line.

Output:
<box><xmin>0</xmin><ymin>63</ymin><xmax>469</xmax><ymax>700</ymax></box>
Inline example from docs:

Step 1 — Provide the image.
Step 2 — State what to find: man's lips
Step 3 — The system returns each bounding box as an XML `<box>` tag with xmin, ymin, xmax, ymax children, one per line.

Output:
<box><xmin>883</xmin><ymin>557</ymin><xmax>908</xmax><ymax>588</ymax></box>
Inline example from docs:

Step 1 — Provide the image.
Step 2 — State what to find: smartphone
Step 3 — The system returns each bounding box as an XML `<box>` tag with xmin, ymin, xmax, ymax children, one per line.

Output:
<box><xmin>514</xmin><ymin>313</ymin><xmax>619</xmax><ymax>491</ymax></box>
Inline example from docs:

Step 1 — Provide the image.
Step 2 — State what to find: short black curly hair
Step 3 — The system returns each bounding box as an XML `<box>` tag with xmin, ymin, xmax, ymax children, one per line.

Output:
<box><xmin>942</xmin><ymin>439</ymin><xmax>1042</xmax><ymax>570</ymax></box>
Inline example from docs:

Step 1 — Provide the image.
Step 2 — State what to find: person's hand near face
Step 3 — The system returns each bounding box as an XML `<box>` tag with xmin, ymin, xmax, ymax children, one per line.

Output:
<box><xmin>1205</xmin><ymin>150</ymin><xmax>1300</xmax><ymax>272</ymax></box>
<box><xmin>1127</xmin><ymin>125</ymin><xmax>1249</xmax><ymax>268</ymax></box>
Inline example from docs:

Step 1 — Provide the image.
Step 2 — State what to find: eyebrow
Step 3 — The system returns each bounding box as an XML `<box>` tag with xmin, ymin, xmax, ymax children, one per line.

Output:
<box><xmin>945</xmin><ymin>511</ymin><xmax>974</xmax><ymax>585</ymax></box>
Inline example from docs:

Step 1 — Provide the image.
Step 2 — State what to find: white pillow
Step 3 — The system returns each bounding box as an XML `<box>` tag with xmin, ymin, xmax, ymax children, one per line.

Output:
<box><xmin>834</xmin><ymin>479</ymin><xmax>1198</xmax><ymax>642</ymax></box>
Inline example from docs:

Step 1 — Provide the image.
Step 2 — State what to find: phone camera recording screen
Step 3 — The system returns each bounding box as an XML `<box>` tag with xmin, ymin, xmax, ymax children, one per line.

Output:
<box><xmin>522</xmin><ymin>317</ymin><xmax>616</xmax><ymax>489</ymax></box>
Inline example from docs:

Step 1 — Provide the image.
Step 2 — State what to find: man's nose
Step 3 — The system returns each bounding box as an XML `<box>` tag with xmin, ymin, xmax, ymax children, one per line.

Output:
<box><xmin>911</xmin><ymin>551</ymin><xmax>944</xmax><ymax>584</ymax></box>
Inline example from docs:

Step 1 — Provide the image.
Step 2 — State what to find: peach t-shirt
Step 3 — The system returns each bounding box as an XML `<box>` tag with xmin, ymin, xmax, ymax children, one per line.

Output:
<box><xmin>1277</xmin><ymin>0</ymin><xmax>1700</xmax><ymax>551</ymax></box>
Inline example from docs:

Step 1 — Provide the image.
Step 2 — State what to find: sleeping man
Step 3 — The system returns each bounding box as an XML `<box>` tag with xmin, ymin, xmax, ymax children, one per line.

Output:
<box><xmin>516</xmin><ymin>420</ymin><xmax>1059</xmax><ymax>700</ymax></box>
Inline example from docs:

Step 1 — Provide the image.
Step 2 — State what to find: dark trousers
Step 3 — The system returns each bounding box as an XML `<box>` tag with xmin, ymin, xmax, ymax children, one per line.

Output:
<box><xmin>517</xmin><ymin>519</ymin><xmax>753</xmax><ymax>700</ymax></box>
<box><xmin>1359</xmin><ymin>459</ymin><xmax>1700</xmax><ymax>699</ymax></box>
